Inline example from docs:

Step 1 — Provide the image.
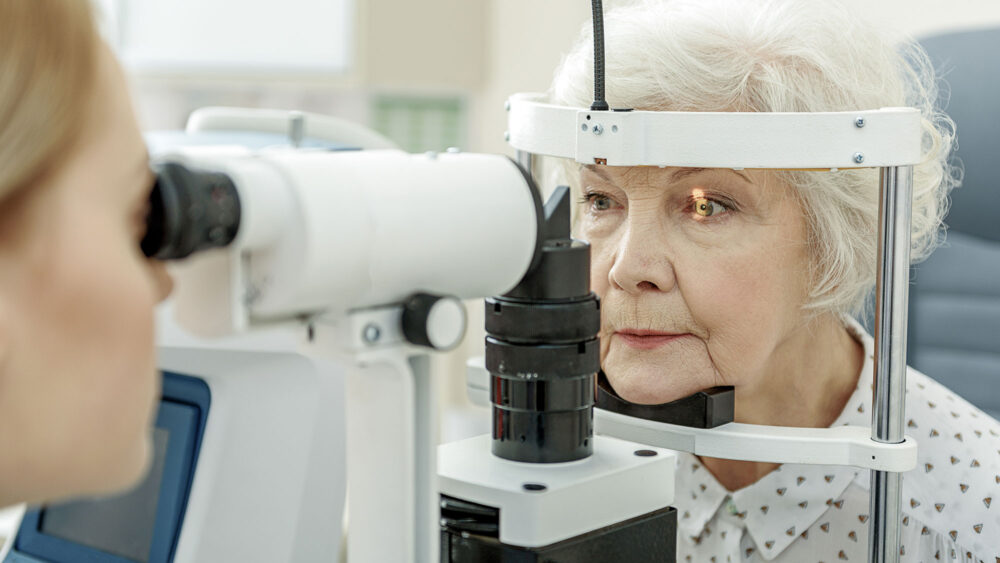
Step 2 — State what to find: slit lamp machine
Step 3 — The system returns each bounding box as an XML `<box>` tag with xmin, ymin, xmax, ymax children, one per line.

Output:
<box><xmin>2</xmin><ymin>15</ymin><xmax>920</xmax><ymax>563</ymax></box>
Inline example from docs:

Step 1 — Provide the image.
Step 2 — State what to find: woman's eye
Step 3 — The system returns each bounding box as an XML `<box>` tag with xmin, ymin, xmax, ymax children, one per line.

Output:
<box><xmin>692</xmin><ymin>197</ymin><xmax>730</xmax><ymax>218</ymax></box>
<box><xmin>581</xmin><ymin>192</ymin><xmax>615</xmax><ymax>212</ymax></box>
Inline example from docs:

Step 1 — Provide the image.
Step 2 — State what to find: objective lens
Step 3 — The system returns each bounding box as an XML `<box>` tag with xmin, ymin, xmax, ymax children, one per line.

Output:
<box><xmin>487</xmin><ymin>185</ymin><xmax>600</xmax><ymax>463</ymax></box>
<box><xmin>142</xmin><ymin>161</ymin><xmax>241</xmax><ymax>260</ymax></box>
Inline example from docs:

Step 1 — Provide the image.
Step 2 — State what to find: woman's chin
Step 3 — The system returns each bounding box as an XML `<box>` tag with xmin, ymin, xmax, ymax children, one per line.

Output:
<box><xmin>605</xmin><ymin>366</ymin><xmax>697</xmax><ymax>405</ymax></box>
<box><xmin>603</xmin><ymin>345</ymin><xmax>716</xmax><ymax>405</ymax></box>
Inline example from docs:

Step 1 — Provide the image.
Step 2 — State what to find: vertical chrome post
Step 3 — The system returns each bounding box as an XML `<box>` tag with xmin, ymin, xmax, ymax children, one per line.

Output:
<box><xmin>868</xmin><ymin>165</ymin><xmax>913</xmax><ymax>563</ymax></box>
<box><xmin>515</xmin><ymin>149</ymin><xmax>534</xmax><ymax>181</ymax></box>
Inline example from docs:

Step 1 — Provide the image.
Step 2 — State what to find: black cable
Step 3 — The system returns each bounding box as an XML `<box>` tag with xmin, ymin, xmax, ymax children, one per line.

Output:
<box><xmin>590</xmin><ymin>0</ymin><xmax>609</xmax><ymax>111</ymax></box>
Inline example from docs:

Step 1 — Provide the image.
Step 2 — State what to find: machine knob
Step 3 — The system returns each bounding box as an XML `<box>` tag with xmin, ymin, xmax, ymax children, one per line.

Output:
<box><xmin>401</xmin><ymin>293</ymin><xmax>467</xmax><ymax>351</ymax></box>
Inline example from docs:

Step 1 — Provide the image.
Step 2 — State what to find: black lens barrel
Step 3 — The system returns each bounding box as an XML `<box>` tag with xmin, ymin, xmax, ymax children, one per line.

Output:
<box><xmin>487</xmin><ymin>296</ymin><xmax>600</xmax><ymax>463</ymax></box>
<box><xmin>142</xmin><ymin>161</ymin><xmax>241</xmax><ymax>260</ymax></box>
<box><xmin>488</xmin><ymin>186</ymin><xmax>600</xmax><ymax>463</ymax></box>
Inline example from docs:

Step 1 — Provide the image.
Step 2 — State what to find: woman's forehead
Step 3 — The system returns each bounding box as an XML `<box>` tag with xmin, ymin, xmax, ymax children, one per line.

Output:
<box><xmin>581</xmin><ymin>165</ymin><xmax>757</xmax><ymax>186</ymax></box>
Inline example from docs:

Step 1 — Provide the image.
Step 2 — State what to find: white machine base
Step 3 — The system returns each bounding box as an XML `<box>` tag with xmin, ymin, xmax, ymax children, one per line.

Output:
<box><xmin>438</xmin><ymin>434</ymin><xmax>675</xmax><ymax>549</ymax></box>
<box><xmin>596</xmin><ymin>408</ymin><xmax>917</xmax><ymax>472</ymax></box>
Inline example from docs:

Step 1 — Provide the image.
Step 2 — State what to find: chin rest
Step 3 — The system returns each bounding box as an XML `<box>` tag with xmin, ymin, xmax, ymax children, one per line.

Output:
<box><xmin>595</xmin><ymin>372</ymin><xmax>735</xmax><ymax>428</ymax></box>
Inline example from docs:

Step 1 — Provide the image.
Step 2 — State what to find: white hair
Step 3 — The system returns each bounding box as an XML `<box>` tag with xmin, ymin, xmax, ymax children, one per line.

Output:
<box><xmin>549</xmin><ymin>0</ymin><xmax>958</xmax><ymax>318</ymax></box>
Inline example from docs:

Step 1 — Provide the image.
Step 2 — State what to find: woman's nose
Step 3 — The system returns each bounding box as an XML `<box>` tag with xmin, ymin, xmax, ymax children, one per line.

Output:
<box><xmin>149</xmin><ymin>261</ymin><xmax>174</xmax><ymax>303</ymax></box>
<box><xmin>607</xmin><ymin>226</ymin><xmax>677</xmax><ymax>295</ymax></box>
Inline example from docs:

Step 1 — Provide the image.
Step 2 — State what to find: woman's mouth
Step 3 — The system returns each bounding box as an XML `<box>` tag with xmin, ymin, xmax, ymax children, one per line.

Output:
<box><xmin>614</xmin><ymin>330</ymin><xmax>689</xmax><ymax>350</ymax></box>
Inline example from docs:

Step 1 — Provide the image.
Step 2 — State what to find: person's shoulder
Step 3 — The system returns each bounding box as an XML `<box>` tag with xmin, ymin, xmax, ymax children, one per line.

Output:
<box><xmin>903</xmin><ymin>367</ymin><xmax>999</xmax><ymax>450</ymax></box>
<box><xmin>899</xmin><ymin>367</ymin><xmax>1000</xmax><ymax>556</ymax></box>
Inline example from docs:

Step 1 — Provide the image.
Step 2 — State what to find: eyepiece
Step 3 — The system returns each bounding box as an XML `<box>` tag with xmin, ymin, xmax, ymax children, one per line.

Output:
<box><xmin>142</xmin><ymin>161</ymin><xmax>241</xmax><ymax>260</ymax></box>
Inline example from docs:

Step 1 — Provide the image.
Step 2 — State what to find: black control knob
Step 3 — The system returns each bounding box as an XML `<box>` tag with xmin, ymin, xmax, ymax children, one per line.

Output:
<box><xmin>401</xmin><ymin>293</ymin><xmax>468</xmax><ymax>351</ymax></box>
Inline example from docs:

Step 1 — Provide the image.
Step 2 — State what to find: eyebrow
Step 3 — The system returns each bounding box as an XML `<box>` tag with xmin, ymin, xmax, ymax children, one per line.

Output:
<box><xmin>669</xmin><ymin>167</ymin><xmax>752</xmax><ymax>184</ymax></box>
<box><xmin>582</xmin><ymin>165</ymin><xmax>753</xmax><ymax>185</ymax></box>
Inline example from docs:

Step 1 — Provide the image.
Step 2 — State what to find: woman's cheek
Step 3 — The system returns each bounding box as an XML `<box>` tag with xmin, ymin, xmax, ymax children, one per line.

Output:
<box><xmin>580</xmin><ymin>223</ymin><xmax>614</xmax><ymax>291</ymax></box>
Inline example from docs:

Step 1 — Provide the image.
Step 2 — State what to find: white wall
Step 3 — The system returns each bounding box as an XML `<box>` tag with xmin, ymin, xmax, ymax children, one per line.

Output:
<box><xmin>467</xmin><ymin>0</ymin><xmax>591</xmax><ymax>155</ymax></box>
<box><xmin>125</xmin><ymin>0</ymin><xmax>1000</xmax><ymax>149</ymax></box>
<box><xmin>840</xmin><ymin>0</ymin><xmax>1000</xmax><ymax>39</ymax></box>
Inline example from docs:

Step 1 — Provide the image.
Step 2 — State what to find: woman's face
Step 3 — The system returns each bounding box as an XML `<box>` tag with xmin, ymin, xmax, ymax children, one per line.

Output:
<box><xmin>0</xmin><ymin>45</ymin><xmax>172</xmax><ymax>505</ymax></box>
<box><xmin>578</xmin><ymin>165</ymin><xmax>812</xmax><ymax>404</ymax></box>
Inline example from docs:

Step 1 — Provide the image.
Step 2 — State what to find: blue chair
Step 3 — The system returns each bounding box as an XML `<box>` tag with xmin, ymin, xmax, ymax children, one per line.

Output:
<box><xmin>907</xmin><ymin>29</ymin><xmax>1000</xmax><ymax>419</ymax></box>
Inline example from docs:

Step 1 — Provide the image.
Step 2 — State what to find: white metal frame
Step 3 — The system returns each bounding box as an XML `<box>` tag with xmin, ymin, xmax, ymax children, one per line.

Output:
<box><xmin>594</xmin><ymin>410</ymin><xmax>916</xmax><ymax>472</ymax></box>
<box><xmin>304</xmin><ymin>307</ymin><xmax>443</xmax><ymax>563</ymax></box>
<box><xmin>507</xmin><ymin>92</ymin><xmax>922</xmax><ymax>168</ymax></box>
<box><xmin>506</xmin><ymin>92</ymin><xmax>919</xmax><ymax>563</ymax></box>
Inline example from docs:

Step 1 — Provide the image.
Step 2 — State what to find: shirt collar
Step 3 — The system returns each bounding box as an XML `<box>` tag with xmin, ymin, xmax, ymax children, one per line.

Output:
<box><xmin>673</xmin><ymin>316</ymin><xmax>876</xmax><ymax>559</ymax></box>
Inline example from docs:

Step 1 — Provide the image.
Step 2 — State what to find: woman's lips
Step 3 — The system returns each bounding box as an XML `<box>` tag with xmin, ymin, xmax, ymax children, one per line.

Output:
<box><xmin>614</xmin><ymin>330</ymin><xmax>689</xmax><ymax>350</ymax></box>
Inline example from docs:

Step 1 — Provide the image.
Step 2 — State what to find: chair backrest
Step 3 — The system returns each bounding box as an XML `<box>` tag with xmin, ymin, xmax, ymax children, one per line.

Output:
<box><xmin>907</xmin><ymin>29</ymin><xmax>1000</xmax><ymax>419</ymax></box>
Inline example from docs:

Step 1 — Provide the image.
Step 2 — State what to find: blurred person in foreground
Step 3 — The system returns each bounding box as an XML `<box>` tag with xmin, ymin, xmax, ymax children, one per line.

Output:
<box><xmin>0</xmin><ymin>0</ymin><xmax>172</xmax><ymax>508</ymax></box>
<box><xmin>551</xmin><ymin>0</ymin><xmax>998</xmax><ymax>560</ymax></box>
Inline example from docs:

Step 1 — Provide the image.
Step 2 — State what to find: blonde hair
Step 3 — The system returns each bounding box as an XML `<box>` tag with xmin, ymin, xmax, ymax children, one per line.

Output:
<box><xmin>0</xmin><ymin>0</ymin><xmax>99</xmax><ymax>206</ymax></box>
<box><xmin>550</xmin><ymin>0</ymin><xmax>958</xmax><ymax>318</ymax></box>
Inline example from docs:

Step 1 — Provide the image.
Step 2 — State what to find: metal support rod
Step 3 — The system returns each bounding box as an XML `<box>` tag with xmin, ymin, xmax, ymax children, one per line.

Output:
<box><xmin>515</xmin><ymin>149</ymin><xmax>534</xmax><ymax>181</ymax></box>
<box><xmin>868</xmin><ymin>165</ymin><xmax>913</xmax><ymax>563</ymax></box>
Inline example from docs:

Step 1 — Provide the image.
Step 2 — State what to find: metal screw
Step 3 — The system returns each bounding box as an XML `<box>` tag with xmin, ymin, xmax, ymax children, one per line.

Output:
<box><xmin>855</xmin><ymin>117</ymin><xmax>866</xmax><ymax>128</ymax></box>
<box><xmin>504</xmin><ymin>131</ymin><xmax>510</xmax><ymax>142</ymax></box>
<box><xmin>363</xmin><ymin>324</ymin><xmax>381</xmax><ymax>344</ymax></box>
<box><xmin>853</xmin><ymin>152</ymin><xmax>865</xmax><ymax>164</ymax></box>
<box><xmin>592</xmin><ymin>123</ymin><xmax>604</xmax><ymax>135</ymax></box>
<box><xmin>504</xmin><ymin>100</ymin><xmax>511</xmax><ymax>112</ymax></box>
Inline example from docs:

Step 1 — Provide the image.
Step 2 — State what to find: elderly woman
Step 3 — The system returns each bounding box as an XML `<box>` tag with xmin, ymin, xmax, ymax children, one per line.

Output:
<box><xmin>550</xmin><ymin>0</ymin><xmax>998</xmax><ymax>561</ymax></box>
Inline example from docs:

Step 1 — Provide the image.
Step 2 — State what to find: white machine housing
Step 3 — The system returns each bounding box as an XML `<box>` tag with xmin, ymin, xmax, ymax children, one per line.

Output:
<box><xmin>157</xmin><ymin>347</ymin><xmax>346</xmax><ymax>562</ymax></box>
<box><xmin>438</xmin><ymin>435</ymin><xmax>675</xmax><ymax>548</ymax></box>
<box><xmin>162</xmin><ymin>147</ymin><xmax>540</xmax><ymax>337</ymax></box>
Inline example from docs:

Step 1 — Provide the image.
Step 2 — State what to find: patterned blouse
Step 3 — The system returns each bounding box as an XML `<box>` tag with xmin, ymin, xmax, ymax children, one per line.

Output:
<box><xmin>673</xmin><ymin>319</ymin><xmax>1000</xmax><ymax>562</ymax></box>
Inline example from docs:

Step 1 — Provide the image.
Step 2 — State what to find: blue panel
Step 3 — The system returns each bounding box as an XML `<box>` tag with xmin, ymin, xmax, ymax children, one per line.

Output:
<box><xmin>153</xmin><ymin>372</ymin><xmax>211</xmax><ymax>563</ymax></box>
<box><xmin>3</xmin><ymin>552</ymin><xmax>48</xmax><ymax>563</ymax></box>
<box><xmin>6</xmin><ymin>372</ymin><xmax>210</xmax><ymax>563</ymax></box>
